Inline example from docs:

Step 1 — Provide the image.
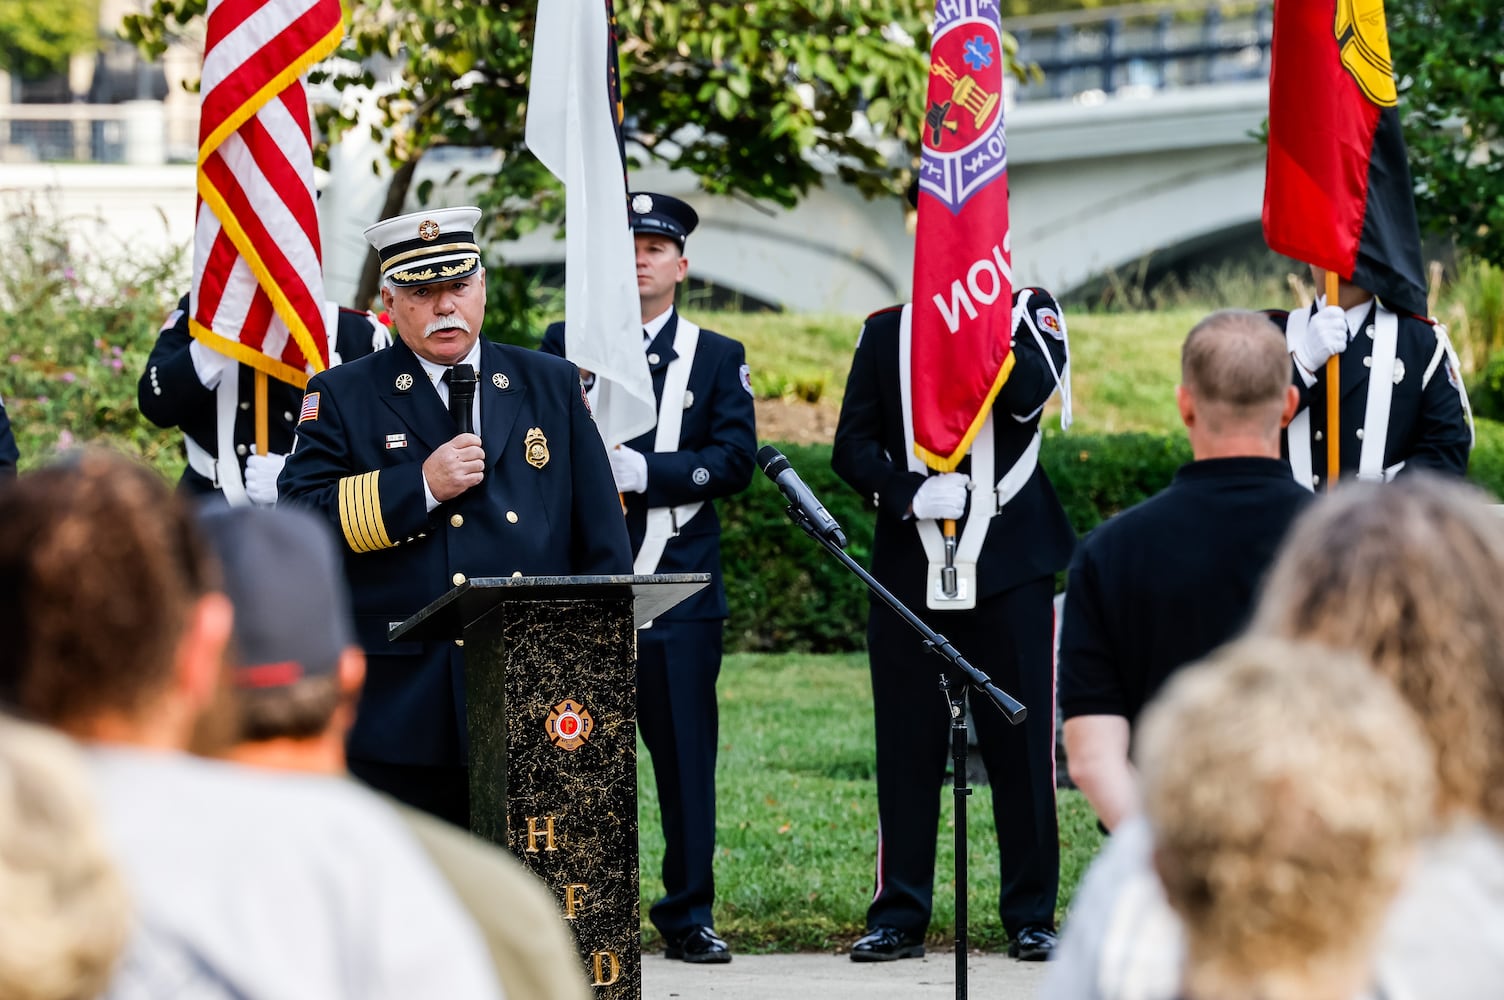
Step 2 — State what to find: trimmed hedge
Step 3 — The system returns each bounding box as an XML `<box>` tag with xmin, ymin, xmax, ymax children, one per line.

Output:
<box><xmin>724</xmin><ymin>425</ymin><xmax>1504</xmax><ymax>654</ymax></box>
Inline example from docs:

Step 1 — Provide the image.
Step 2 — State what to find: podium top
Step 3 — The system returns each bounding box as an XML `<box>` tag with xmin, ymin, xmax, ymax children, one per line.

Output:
<box><xmin>387</xmin><ymin>574</ymin><xmax>711</xmax><ymax>642</ymax></box>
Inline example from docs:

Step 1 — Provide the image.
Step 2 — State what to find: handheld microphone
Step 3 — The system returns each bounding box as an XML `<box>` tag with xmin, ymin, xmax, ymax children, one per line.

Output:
<box><xmin>448</xmin><ymin>363</ymin><xmax>477</xmax><ymax>436</ymax></box>
<box><xmin>757</xmin><ymin>445</ymin><xmax>849</xmax><ymax>549</ymax></box>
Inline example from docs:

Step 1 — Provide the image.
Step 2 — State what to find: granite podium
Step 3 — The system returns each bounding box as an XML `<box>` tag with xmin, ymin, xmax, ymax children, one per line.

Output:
<box><xmin>389</xmin><ymin>573</ymin><xmax>709</xmax><ymax>997</ymax></box>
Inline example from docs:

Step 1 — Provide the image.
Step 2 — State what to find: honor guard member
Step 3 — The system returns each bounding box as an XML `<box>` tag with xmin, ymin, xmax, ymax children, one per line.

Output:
<box><xmin>139</xmin><ymin>293</ymin><xmax>391</xmax><ymax>505</ymax></box>
<box><xmin>0</xmin><ymin>395</ymin><xmax>17</xmax><ymax>477</ymax></box>
<box><xmin>279</xmin><ymin>205</ymin><xmax>632</xmax><ymax>825</ymax></box>
<box><xmin>832</xmin><ymin>286</ymin><xmax>1075</xmax><ymax>964</ymax></box>
<box><xmin>1272</xmin><ymin>265</ymin><xmax>1472</xmax><ymax>488</ymax></box>
<box><xmin>540</xmin><ymin>192</ymin><xmax>756</xmax><ymax>964</ymax></box>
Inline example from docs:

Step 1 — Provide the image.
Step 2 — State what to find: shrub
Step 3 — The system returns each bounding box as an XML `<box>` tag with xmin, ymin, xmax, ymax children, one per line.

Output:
<box><xmin>723</xmin><ymin>424</ymin><xmax>1504</xmax><ymax>653</ymax></box>
<box><xmin>722</xmin><ymin>432</ymin><xmax>1193</xmax><ymax>654</ymax></box>
<box><xmin>0</xmin><ymin>200</ymin><xmax>184</xmax><ymax>475</ymax></box>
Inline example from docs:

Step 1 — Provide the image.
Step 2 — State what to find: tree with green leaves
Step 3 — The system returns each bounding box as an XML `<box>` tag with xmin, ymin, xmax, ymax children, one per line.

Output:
<box><xmin>125</xmin><ymin>1</ymin><xmax>1030</xmax><ymax>337</ymax></box>
<box><xmin>0</xmin><ymin>0</ymin><xmax>98</xmax><ymax>81</ymax></box>
<box><xmin>1389</xmin><ymin>0</ymin><xmax>1504</xmax><ymax>269</ymax></box>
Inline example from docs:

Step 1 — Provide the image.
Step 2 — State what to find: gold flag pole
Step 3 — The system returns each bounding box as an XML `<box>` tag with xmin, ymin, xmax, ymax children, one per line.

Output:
<box><xmin>254</xmin><ymin>369</ymin><xmax>269</xmax><ymax>459</ymax></box>
<box><xmin>1325</xmin><ymin>271</ymin><xmax>1340</xmax><ymax>490</ymax></box>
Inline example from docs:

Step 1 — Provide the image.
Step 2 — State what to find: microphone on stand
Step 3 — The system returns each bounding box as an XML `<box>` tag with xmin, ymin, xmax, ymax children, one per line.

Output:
<box><xmin>447</xmin><ymin>363</ymin><xmax>477</xmax><ymax>436</ymax></box>
<box><xmin>757</xmin><ymin>445</ymin><xmax>848</xmax><ymax>549</ymax></box>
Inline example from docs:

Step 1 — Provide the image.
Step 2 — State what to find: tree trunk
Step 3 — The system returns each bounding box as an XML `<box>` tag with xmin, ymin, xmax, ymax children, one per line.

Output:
<box><xmin>355</xmin><ymin>157</ymin><xmax>420</xmax><ymax>309</ymax></box>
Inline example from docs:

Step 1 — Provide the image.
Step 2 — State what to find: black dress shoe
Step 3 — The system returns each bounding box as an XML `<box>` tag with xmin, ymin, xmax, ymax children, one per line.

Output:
<box><xmin>850</xmin><ymin>926</ymin><xmax>926</xmax><ymax>962</ymax></box>
<box><xmin>1007</xmin><ymin>924</ymin><xmax>1057</xmax><ymax>961</ymax></box>
<box><xmin>665</xmin><ymin>925</ymin><xmax>732</xmax><ymax>964</ymax></box>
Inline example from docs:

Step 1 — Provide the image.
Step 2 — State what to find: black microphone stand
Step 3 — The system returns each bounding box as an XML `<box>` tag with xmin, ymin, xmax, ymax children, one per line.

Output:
<box><xmin>777</xmin><ymin>502</ymin><xmax>1025</xmax><ymax>1000</ymax></box>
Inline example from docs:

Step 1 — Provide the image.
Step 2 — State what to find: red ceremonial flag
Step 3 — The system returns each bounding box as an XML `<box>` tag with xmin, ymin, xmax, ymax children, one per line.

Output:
<box><xmin>1263</xmin><ymin>0</ymin><xmax>1426</xmax><ymax>316</ymax></box>
<box><xmin>911</xmin><ymin>0</ymin><xmax>1013</xmax><ymax>472</ymax></box>
<box><xmin>191</xmin><ymin>0</ymin><xmax>344</xmax><ymax>388</ymax></box>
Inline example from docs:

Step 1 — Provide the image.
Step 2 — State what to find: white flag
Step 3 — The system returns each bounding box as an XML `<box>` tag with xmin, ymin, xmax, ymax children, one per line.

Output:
<box><xmin>526</xmin><ymin>0</ymin><xmax>655</xmax><ymax>447</ymax></box>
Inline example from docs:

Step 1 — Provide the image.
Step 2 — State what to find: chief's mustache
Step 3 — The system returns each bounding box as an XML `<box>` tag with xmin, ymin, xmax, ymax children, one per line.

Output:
<box><xmin>423</xmin><ymin>317</ymin><xmax>471</xmax><ymax>338</ymax></box>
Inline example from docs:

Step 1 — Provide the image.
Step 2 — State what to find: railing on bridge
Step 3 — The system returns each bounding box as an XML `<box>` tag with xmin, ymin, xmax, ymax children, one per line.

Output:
<box><xmin>1004</xmin><ymin>0</ymin><xmax>1273</xmax><ymax>102</ymax></box>
<box><xmin>0</xmin><ymin>101</ymin><xmax>199</xmax><ymax>166</ymax></box>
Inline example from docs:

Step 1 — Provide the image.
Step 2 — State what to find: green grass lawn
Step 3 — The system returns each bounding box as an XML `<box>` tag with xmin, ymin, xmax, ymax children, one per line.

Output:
<box><xmin>697</xmin><ymin>306</ymin><xmax>1192</xmax><ymax>435</ymax></box>
<box><xmin>637</xmin><ymin>652</ymin><xmax>1105</xmax><ymax>952</ymax></box>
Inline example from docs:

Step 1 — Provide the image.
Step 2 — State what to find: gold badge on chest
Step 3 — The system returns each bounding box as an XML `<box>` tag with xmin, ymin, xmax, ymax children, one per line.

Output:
<box><xmin>525</xmin><ymin>427</ymin><xmax>550</xmax><ymax>469</ymax></box>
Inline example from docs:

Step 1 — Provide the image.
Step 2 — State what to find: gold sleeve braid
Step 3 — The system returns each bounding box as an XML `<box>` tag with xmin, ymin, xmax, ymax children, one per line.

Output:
<box><xmin>338</xmin><ymin>471</ymin><xmax>394</xmax><ymax>553</ymax></box>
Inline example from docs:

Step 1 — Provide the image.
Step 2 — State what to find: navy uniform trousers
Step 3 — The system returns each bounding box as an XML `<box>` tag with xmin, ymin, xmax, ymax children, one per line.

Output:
<box><xmin>833</xmin><ymin>290</ymin><xmax>1076</xmax><ymax>939</ymax></box>
<box><xmin>542</xmin><ymin>310</ymin><xmax>756</xmax><ymax>937</ymax></box>
<box><xmin>280</xmin><ymin>336</ymin><xmax>632</xmax><ymax>826</ymax></box>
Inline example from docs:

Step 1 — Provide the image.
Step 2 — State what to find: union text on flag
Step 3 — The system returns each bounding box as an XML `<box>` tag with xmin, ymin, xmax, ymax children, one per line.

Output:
<box><xmin>911</xmin><ymin>0</ymin><xmax>1015</xmax><ymax>471</ymax></box>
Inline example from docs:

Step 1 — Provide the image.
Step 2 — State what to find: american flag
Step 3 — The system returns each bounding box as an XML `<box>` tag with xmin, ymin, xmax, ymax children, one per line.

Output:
<box><xmin>189</xmin><ymin>0</ymin><xmax>344</xmax><ymax>388</ymax></box>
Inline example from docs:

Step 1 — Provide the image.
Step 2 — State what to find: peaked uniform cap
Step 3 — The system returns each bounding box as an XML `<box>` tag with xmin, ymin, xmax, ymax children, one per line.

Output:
<box><xmin>364</xmin><ymin>206</ymin><xmax>483</xmax><ymax>287</ymax></box>
<box><xmin>628</xmin><ymin>192</ymin><xmax>699</xmax><ymax>249</ymax></box>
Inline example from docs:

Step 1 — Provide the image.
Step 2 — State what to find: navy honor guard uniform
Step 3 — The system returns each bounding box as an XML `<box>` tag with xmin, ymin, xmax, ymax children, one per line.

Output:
<box><xmin>139</xmin><ymin>293</ymin><xmax>390</xmax><ymax>504</ymax></box>
<box><xmin>1271</xmin><ymin>292</ymin><xmax>1471</xmax><ymax>487</ymax></box>
<box><xmin>832</xmin><ymin>287</ymin><xmax>1075</xmax><ymax>963</ymax></box>
<box><xmin>0</xmin><ymin>394</ymin><xmax>17</xmax><ymax>477</ymax></box>
<box><xmin>541</xmin><ymin>191</ymin><xmax>756</xmax><ymax>964</ymax></box>
<box><xmin>279</xmin><ymin>206</ymin><xmax>632</xmax><ymax>825</ymax></box>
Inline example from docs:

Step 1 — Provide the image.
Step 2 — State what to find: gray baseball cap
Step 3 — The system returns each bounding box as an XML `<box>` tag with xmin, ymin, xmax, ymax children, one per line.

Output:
<box><xmin>197</xmin><ymin>505</ymin><xmax>354</xmax><ymax>687</ymax></box>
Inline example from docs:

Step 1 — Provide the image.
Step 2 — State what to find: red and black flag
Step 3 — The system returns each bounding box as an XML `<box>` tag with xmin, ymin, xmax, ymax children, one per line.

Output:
<box><xmin>1263</xmin><ymin>0</ymin><xmax>1426</xmax><ymax>317</ymax></box>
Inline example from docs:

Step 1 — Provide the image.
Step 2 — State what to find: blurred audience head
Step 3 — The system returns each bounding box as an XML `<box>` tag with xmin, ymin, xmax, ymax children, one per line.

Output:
<box><xmin>1177</xmin><ymin>309</ymin><xmax>1300</xmax><ymax>451</ymax></box>
<box><xmin>196</xmin><ymin>505</ymin><xmax>364</xmax><ymax>768</ymax></box>
<box><xmin>1137</xmin><ymin>637</ymin><xmax>1435</xmax><ymax>1000</ymax></box>
<box><xmin>0</xmin><ymin>449</ymin><xmax>231</xmax><ymax>746</ymax></box>
<box><xmin>1252</xmin><ymin>474</ymin><xmax>1504</xmax><ymax>827</ymax></box>
<box><xmin>0</xmin><ymin>716</ymin><xmax>131</xmax><ymax>1000</ymax></box>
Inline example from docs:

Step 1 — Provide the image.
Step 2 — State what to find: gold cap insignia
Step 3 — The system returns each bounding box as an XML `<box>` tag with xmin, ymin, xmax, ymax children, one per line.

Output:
<box><xmin>417</xmin><ymin>219</ymin><xmax>441</xmax><ymax>241</ymax></box>
<box><xmin>395</xmin><ymin>373</ymin><xmax>414</xmax><ymax>391</ymax></box>
<box><xmin>546</xmin><ymin>699</ymin><xmax>594</xmax><ymax>751</ymax></box>
<box><xmin>525</xmin><ymin>427</ymin><xmax>549</xmax><ymax>469</ymax></box>
<box><xmin>493</xmin><ymin>372</ymin><xmax>509</xmax><ymax>390</ymax></box>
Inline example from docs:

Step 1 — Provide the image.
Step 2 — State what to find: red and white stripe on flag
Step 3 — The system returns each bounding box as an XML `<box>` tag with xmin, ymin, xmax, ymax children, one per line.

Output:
<box><xmin>911</xmin><ymin>0</ymin><xmax>1014</xmax><ymax>472</ymax></box>
<box><xmin>190</xmin><ymin>0</ymin><xmax>343</xmax><ymax>389</ymax></box>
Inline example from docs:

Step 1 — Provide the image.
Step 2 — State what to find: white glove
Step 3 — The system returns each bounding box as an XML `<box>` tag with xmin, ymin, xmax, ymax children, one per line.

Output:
<box><xmin>911</xmin><ymin>472</ymin><xmax>970</xmax><ymax>520</ymax></box>
<box><xmin>1292</xmin><ymin>305</ymin><xmax>1349</xmax><ymax>373</ymax></box>
<box><xmin>608</xmin><ymin>445</ymin><xmax>648</xmax><ymax>494</ymax></box>
<box><xmin>188</xmin><ymin>339</ymin><xmax>233</xmax><ymax>390</ymax></box>
<box><xmin>245</xmin><ymin>446</ymin><xmax>286</xmax><ymax>506</ymax></box>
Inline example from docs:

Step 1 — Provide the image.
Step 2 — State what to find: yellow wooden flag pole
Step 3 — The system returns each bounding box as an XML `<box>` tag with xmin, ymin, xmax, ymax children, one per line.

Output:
<box><xmin>254</xmin><ymin>369</ymin><xmax>270</xmax><ymax>458</ymax></box>
<box><xmin>1324</xmin><ymin>270</ymin><xmax>1341</xmax><ymax>490</ymax></box>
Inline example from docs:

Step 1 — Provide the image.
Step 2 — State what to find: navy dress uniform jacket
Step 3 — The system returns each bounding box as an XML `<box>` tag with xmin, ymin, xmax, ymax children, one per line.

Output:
<box><xmin>1268</xmin><ymin>302</ymin><xmax>1471</xmax><ymax>484</ymax></box>
<box><xmin>278</xmin><ymin>336</ymin><xmax>632</xmax><ymax>767</ymax></box>
<box><xmin>833</xmin><ymin>287</ymin><xmax>1077</xmax><ymax>937</ymax></box>
<box><xmin>541</xmin><ymin>309</ymin><xmax>755</xmax><ymax>936</ymax></box>
<box><xmin>0</xmin><ymin>397</ymin><xmax>17</xmax><ymax>477</ymax></box>
<box><xmin>539</xmin><ymin>311</ymin><xmax>757</xmax><ymax>621</ymax></box>
<box><xmin>832</xmin><ymin>289</ymin><xmax>1076</xmax><ymax>606</ymax></box>
<box><xmin>138</xmin><ymin>295</ymin><xmax>390</xmax><ymax>497</ymax></box>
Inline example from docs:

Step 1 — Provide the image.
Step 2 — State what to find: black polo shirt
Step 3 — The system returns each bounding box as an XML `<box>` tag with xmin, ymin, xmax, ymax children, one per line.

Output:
<box><xmin>1059</xmin><ymin>456</ymin><xmax>1313</xmax><ymax>724</ymax></box>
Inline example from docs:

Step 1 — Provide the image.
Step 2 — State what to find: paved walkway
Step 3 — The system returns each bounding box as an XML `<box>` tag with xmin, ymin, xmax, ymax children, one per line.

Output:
<box><xmin>642</xmin><ymin>951</ymin><xmax>1049</xmax><ymax>999</ymax></box>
